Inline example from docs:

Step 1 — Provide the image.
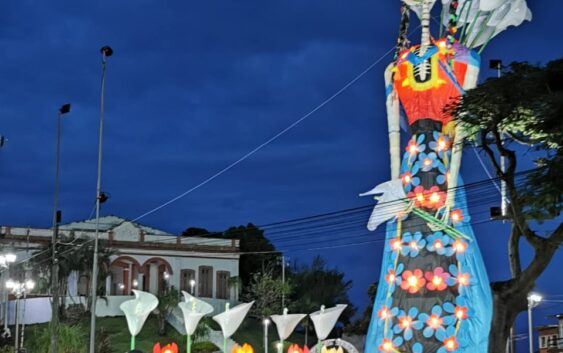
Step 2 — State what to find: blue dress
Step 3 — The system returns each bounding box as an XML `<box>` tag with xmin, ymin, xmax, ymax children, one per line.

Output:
<box><xmin>364</xmin><ymin>42</ymin><xmax>492</xmax><ymax>353</ymax></box>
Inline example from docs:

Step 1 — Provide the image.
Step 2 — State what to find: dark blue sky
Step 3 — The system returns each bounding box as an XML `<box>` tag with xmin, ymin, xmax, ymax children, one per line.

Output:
<box><xmin>1</xmin><ymin>0</ymin><xmax>561</xmax><ymax>346</ymax></box>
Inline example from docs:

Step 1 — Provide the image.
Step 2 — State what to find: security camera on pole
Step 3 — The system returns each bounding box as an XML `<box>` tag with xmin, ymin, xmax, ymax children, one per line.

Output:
<box><xmin>88</xmin><ymin>45</ymin><xmax>113</xmax><ymax>353</ymax></box>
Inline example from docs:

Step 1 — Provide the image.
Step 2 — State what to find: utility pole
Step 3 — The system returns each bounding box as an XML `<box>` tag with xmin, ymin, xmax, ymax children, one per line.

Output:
<box><xmin>51</xmin><ymin>103</ymin><xmax>70</xmax><ymax>353</ymax></box>
<box><xmin>88</xmin><ymin>45</ymin><xmax>113</xmax><ymax>353</ymax></box>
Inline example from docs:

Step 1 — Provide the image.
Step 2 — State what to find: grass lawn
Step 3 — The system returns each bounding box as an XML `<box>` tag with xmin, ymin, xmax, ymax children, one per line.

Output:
<box><xmin>19</xmin><ymin>316</ymin><xmax>312</xmax><ymax>353</ymax></box>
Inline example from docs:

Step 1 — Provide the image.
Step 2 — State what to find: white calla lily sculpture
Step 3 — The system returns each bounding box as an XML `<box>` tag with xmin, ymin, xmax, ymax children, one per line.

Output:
<box><xmin>120</xmin><ymin>290</ymin><xmax>159</xmax><ymax>351</ymax></box>
<box><xmin>271</xmin><ymin>308</ymin><xmax>306</xmax><ymax>353</ymax></box>
<box><xmin>309</xmin><ymin>304</ymin><xmax>347</xmax><ymax>350</ymax></box>
<box><xmin>178</xmin><ymin>291</ymin><xmax>214</xmax><ymax>353</ymax></box>
<box><xmin>213</xmin><ymin>301</ymin><xmax>254</xmax><ymax>353</ymax></box>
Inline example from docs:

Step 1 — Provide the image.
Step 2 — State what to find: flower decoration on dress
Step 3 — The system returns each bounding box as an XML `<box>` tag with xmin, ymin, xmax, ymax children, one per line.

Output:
<box><xmin>377</xmin><ymin>305</ymin><xmax>400</xmax><ymax>326</ymax></box>
<box><xmin>452</xmin><ymin>239</ymin><xmax>468</xmax><ymax>260</ymax></box>
<box><xmin>424</xmin><ymin>186</ymin><xmax>446</xmax><ymax>209</ymax></box>
<box><xmin>407</xmin><ymin>185</ymin><xmax>427</xmax><ymax>208</ymax></box>
<box><xmin>406</xmin><ymin>134</ymin><xmax>426</xmax><ymax>158</ymax></box>
<box><xmin>425</xmin><ymin>267</ymin><xmax>451</xmax><ymax>291</ymax></box>
<box><xmin>416</xmin><ymin>152</ymin><xmax>439</xmax><ymax>172</ymax></box>
<box><xmin>436</xmin><ymin>325</ymin><xmax>468</xmax><ymax>353</ymax></box>
<box><xmin>400</xmin><ymin>269</ymin><xmax>426</xmax><ymax>294</ymax></box>
<box><xmin>429</xmin><ymin>131</ymin><xmax>450</xmax><ymax>158</ymax></box>
<box><xmin>401</xmin><ymin>171</ymin><xmax>420</xmax><ymax>192</ymax></box>
<box><xmin>436</xmin><ymin>163</ymin><xmax>448</xmax><ymax>185</ymax></box>
<box><xmin>393</xmin><ymin>307</ymin><xmax>423</xmax><ymax>341</ymax></box>
<box><xmin>389</xmin><ymin>237</ymin><xmax>403</xmax><ymax>253</ymax></box>
<box><xmin>419</xmin><ymin>305</ymin><xmax>456</xmax><ymax>339</ymax></box>
<box><xmin>447</xmin><ymin>265</ymin><xmax>474</xmax><ymax>293</ymax></box>
<box><xmin>384</xmin><ymin>263</ymin><xmax>404</xmax><ymax>290</ymax></box>
<box><xmin>450</xmin><ymin>209</ymin><xmax>464</xmax><ymax>224</ymax></box>
<box><xmin>378</xmin><ymin>337</ymin><xmax>404</xmax><ymax>353</ymax></box>
<box><xmin>426</xmin><ymin>232</ymin><xmax>455</xmax><ymax>256</ymax></box>
<box><xmin>232</xmin><ymin>344</ymin><xmax>254</xmax><ymax>353</ymax></box>
<box><xmin>401</xmin><ymin>232</ymin><xmax>426</xmax><ymax>257</ymax></box>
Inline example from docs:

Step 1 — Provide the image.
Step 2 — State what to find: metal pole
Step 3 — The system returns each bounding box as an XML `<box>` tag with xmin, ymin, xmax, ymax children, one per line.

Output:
<box><xmin>496</xmin><ymin>62</ymin><xmax>508</xmax><ymax>219</ymax></box>
<box><xmin>528</xmin><ymin>305</ymin><xmax>533</xmax><ymax>353</ymax></box>
<box><xmin>50</xmin><ymin>109</ymin><xmax>62</xmax><ymax>353</ymax></box>
<box><xmin>510</xmin><ymin>326</ymin><xmax>515</xmax><ymax>353</ymax></box>
<box><xmin>88</xmin><ymin>46</ymin><xmax>112</xmax><ymax>353</ymax></box>
<box><xmin>14</xmin><ymin>293</ymin><xmax>19</xmax><ymax>352</ymax></box>
<box><xmin>281</xmin><ymin>256</ymin><xmax>285</xmax><ymax>309</ymax></box>
<box><xmin>263</xmin><ymin>320</ymin><xmax>269</xmax><ymax>353</ymax></box>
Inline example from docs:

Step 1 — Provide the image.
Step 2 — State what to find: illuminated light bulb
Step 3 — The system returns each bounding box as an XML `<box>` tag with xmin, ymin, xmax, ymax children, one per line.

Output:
<box><xmin>382</xmin><ymin>340</ymin><xmax>393</xmax><ymax>352</ymax></box>
<box><xmin>438</xmin><ymin>41</ymin><xmax>446</xmax><ymax>48</ymax></box>
<box><xmin>458</xmin><ymin>274</ymin><xmax>469</xmax><ymax>286</ymax></box>
<box><xmin>446</xmin><ymin>340</ymin><xmax>455</xmax><ymax>350</ymax></box>
<box><xmin>428</xmin><ymin>316</ymin><xmax>442</xmax><ymax>329</ymax></box>
<box><xmin>404</xmin><ymin>175</ymin><xmax>411</xmax><ymax>183</ymax></box>
<box><xmin>446</xmin><ymin>172</ymin><xmax>451</xmax><ymax>180</ymax></box>
<box><xmin>432</xmin><ymin>276</ymin><xmax>443</xmax><ymax>286</ymax></box>
<box><xmin>409</xmin><ymin>241</ymin><xmax>417</xmax><ymax>249</ymax></box>
<box><xmin>408</xmin><ymin>275</ymin><xmax>418</xmax><ymax>287</ymax></box>
<box><xmin>416</xmin><ymin>193</ymin><xmax>425</xmax><ymax>202</ymax></box>
<box><xmin>388</xmin><ymin>274</ymin><xmax>396</xmax><ymax>283</ymax></box>
<box><xmin>409</xmin><ymin>145</ymin><xmax>418</xmax><ymax>154</ymax></box>
<box><xmin>429</xmin><ymin>192</ymin><xmax>440</xmax><ymax>203</ymax></box>
<box><xmin>399</xmin><ymin>317</ymin><xmax>412</xmax><ymax>329</ymax></box>
<box><xmin>424</xmin><ymin>158</ymin><xmax>432</xmax><ymax>166</ymax></box>
<box><xmin>438</xmin><ymin>139</ymin><xmax>447</xmax><ymax>150</ymax></box>
<box><xmin>455</xmin><ymin>308</ymin><xmax>465</xmax><ymax>319</ymax></box>
<box><xmin>390</xmin><ymin>239</ymin><xmax>402</xmax><ymax>251</ymax></box>
<box><xmin>434</xmin><ymin>240</ymin><xmax>443</xmax><ymax>249</ymax></box>
<box><xmin>453</xmin><ymin>240</ymin><xmax>467</xmax><ymax>253</ymax></box>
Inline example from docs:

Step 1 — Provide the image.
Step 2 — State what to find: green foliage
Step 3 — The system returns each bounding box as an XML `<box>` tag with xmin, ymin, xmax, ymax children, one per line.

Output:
<box><xmin>346</xmin><ymin>282</ymin><xmax>378</xmax><ymax>335</ymax></box>
<box><xmin>27</xmin><ymin>323</ymin><xmax>87</xmax><ymax>353</ymax></box>
<box><xmin>243</xmin><ymin>268</ymin><xmax>292</xmax><ymax>318</ymax></box>
<box><xmin>0</xmin><ymin>346</ymin><xmax>14</xmax><ymax>353</ymax></box>
<box><xmin>452</xmin><ymin>59</ymin><xmax>563</xmax><ymax>221</ymax></box>
<box><xmin>289</xmin><ymin>256</ymin><xmax>356</xmax><ymax>325</ymax></box>
<box><xmin>192</xmin><ymin>341</ymin><xmax>219</xmax><ymax>353</ymax></box>
<box><xmin>192</xmin><ymin>318</ymin><xmax>211</xmax><ymax>342</ymax></box>
<box><xmin>157</xmin><ymin>285</ymin><xmax>179</xmax><ymax>335</ymax></box>
<box><xmin>96</xmin><ymin>328</ymin><xmax>113</xmax><ymax>353</ymax></box>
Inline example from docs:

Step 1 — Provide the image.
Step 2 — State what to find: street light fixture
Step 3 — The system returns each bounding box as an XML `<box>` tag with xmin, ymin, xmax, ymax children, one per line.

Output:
<box><xmin>263</xmin><ymin>318</ymin><xmax>270</xmax><ymax>353</ymax></box>
<box><xmin>8</xmin><ymin>279</ymin><xmax>35</xmax><ymax>352</ymax></box>
<box><xmin>528</xmin><ymin>292</ymin><xmax>542</xmax><ymax>353</ymax></box>
<box><xmin>189</xmin><ymin>279</ymin><xmax>196</xmax><ymax>295</ymax></box>
<box><xmin>1</xmin><ymin>250</ymin><xmax>16</xmax><ymax>339</ymax></box>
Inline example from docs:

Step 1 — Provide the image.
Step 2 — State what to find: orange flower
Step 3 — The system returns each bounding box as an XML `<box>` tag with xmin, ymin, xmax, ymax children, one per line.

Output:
<box><xmin>153</xmin><ymin>342</ymin><xmax>179</xmax><ymax>353</ymax></box>
<box><xmin>378</xmin><ymin>338</ymin><xmax>395</xmax><ymax>352</ymax></box>
<box><xmin>400</xmin><ymin>269</ymin><xmax>426</xmax><ymax>294</ymax></box>
<box><xmin>287</xmin><ymin>344</ymin><xmax>305</xmax><ymax>353</ymax></box>
<box><xmin>443</xmin><ymin>337</ymin><xmax>459</xmax><ymax>352</ymax></box>
<box><xmin>450</xmin><ymin>209</ymin><xmax>463</xmax><ymax>223</ymax></box>
<box><xmin>232</xmin><ymin>344</ymin><xmax>254</xmax><ymax>353</ymax></box>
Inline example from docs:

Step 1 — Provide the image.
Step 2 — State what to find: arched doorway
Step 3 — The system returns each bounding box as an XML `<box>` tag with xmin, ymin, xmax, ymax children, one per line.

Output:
<box><xmin>142</xmin><ymin>257</ymin><xmax>173</xmax><ymax>295</ymax></box>
<box><xmin>110</xmin><ymin>256</ymin><xmax>143</xmax><ymax>295</ymax></box>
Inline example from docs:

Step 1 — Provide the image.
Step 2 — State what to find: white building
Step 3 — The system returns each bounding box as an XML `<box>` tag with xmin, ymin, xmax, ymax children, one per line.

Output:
<box><xmin>0</xmin><ymin>216</ymin><xmax>240</xmax><ymax>322</ymax></box>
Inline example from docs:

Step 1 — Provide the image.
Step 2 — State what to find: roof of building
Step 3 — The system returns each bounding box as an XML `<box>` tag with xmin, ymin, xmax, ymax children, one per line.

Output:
<box><xmin>59</xmin><ymin>215</ymin><xmax>172</xmax><ymax>235</ymax></box>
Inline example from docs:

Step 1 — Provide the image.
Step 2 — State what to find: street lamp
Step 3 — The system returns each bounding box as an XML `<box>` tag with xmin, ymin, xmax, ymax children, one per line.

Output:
<box><xmin>528</xmin><ymin>292</ymin><xmax>542</xmax><ymax>353</ymax></box>
<box><xmin>263</xmin><ymin>318</ymin><xmax>270</xmax><ymax>353</ymax></box>
<box><xmin>89</xmin><ymin>45</ymin><xmax>114</xmax><ymax>353</ymax></box>
<box><xmin>189</xmin><ymin>279</ymin><xmax>196</xmax><ymax>295</ymax></box>
<box><xmin>51</xmin><ymin>102</ymin><xmax>71</xmax><ymax>353</ymax></box>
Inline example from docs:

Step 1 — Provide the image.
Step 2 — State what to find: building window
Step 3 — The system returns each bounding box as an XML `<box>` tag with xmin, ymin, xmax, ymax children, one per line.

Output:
<box><xmin>181</xmin><ymin>269</ymin><xmax>196</xmax><ymax>294</ymax></box>
<box><xmin>216</xmin><ymin>271</ymin><xmax>230</xmax><ymax>300</ymax></box>
<box><xmin>541</xmin><ymin>336</ymin><xmax>547</xmax><ymax>348</ymax></box>
<box><xmin>549</xmin><ymin>335</ymin><xmax>558</xmax><ymax>347</ymax></box>
<box><xmin>198</xmin><ymin>266</ymin><xmax>213</xmax><ymax>298</ymax></box>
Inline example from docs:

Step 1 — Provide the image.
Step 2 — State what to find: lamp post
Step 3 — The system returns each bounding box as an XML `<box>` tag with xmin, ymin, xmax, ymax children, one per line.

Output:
<box><xmin>190</xmin><ymin>279</ymin><xmax>196</xmax><ymax>295</ymax></box>
<box><xmin>1</xmin><ymin>250</ymin><xmax>16</xmax><ymax>339</ymax></box>
<box><xmin>51</xmin><ymin>102</ymin><xmax>71</xmax><ymax>353</ymax></box>
<box><xmin>89</xmin><ymin>45</ymin><xmax>113</xmax><ymax>353</ymax></box>
<box><xmin>263</xmin><ymin>318</ymin><xmax>270</xmax><ymax>353</ymax></box>
<box><xmin>6</xmin><ymin>279</ymin><xmax>34</xmax><ymax>352</ymax></box>
<box><xmin>528</xmin><ymin>292</ymin><xmax>542</xmax><ymax>353</ymax></box>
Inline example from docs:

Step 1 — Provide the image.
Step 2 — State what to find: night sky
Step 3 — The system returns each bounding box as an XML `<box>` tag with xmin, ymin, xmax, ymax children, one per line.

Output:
<box><xmin>0</xmin><ymin>0</ymin><xmax>561</xmax><ymax>349</ymax></box>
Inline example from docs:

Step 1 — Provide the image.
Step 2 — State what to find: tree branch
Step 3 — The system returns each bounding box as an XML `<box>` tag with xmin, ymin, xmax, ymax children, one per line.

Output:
<box><xmin>508</xmin><ymin>223</ymin><xmax>522</xmax><ymax>277</ymax></box>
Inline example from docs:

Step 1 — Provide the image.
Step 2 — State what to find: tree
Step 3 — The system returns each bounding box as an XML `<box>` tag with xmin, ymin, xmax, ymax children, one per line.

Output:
<box><xmin>243</xmin><ymin>268</ymin><xmax>291</xmax><ymax>319</ymax></box>
<box><xmin>449</xmin><ymin>59</ymin><xmax>563</xmax><ymax>353</ymax></box>
<box><xmin>223</xmin><ymin>224</ymin><xmax>278</xmax><ymax>286</ymax></box>
<box><xmin>289</xmin><ymin>256</ymin><xmax>357</xmax><ymax>344</ymax></box>
<box><xmin>156</xmin><ymin>284</ymin><xmax>179</xmax><ymax>336</ymax></box>
<box><xmin>346</xmin><ymin>282</ymin><xmax>377</xmax><ymax>335</ymax></box>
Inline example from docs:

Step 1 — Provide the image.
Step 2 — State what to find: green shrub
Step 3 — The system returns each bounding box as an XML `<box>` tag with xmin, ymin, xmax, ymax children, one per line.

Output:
<box><xmin>26</xmin><ymin>323</ymin><xmax>86</xmax><ymax>353</ymax></box>
<box><xmin>0</xmin><ymin>345</ymin><xmax>14</xmax><ymax>353</ymax></box>
<box><xmin>193</xmin><ymin>340</ymin><xmax>219</xmax><ymax>353</ymax></box>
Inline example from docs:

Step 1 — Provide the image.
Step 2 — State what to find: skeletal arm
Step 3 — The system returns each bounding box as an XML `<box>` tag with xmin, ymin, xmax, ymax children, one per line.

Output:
<box><xmin>446</xmin><ymin>63</ymin><xmax>480</xmax><ymax>210</ymax></box>
<box><xmin>385</xmin><ymin>63</ymin><xmax>401</xmax><ymax>180</ymax></box>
